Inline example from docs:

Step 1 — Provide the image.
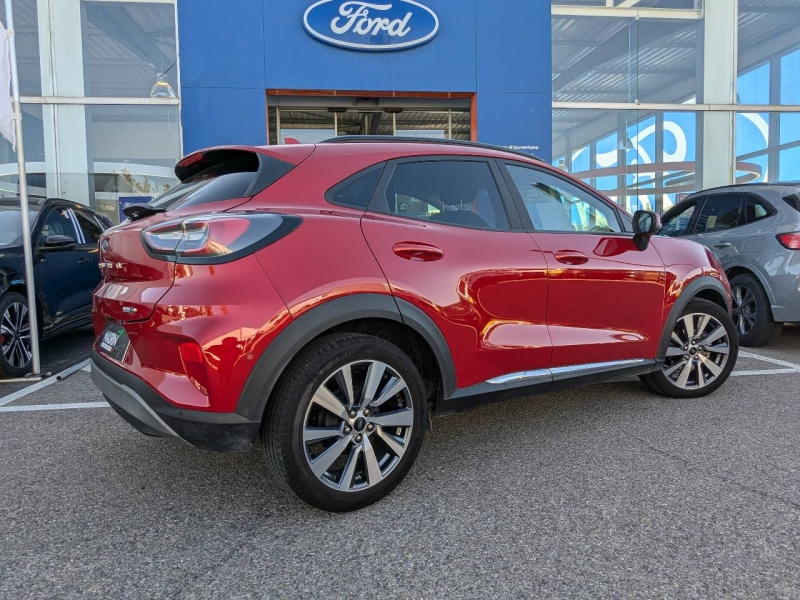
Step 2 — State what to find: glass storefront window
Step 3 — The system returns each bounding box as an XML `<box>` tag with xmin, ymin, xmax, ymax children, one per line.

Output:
<box><xmin>0</xmin><ymin>0</ymin><xmax>41</xmax><ymax>96</ymax></box>
<box><xmin>553</xmin><ymin>1</ymin><xmax>701</xmax><ymax>7</ymax></box>
<box><xmin>738</xmin><ymin>1</ymin><xmax>800</xmax><ymax>106</ymax></box>
<box><xmin>554</xmin><ymin>108</ymin><xmax>701</xmax><ymax>214</ymax></box>
<box><xmin>779</xmin><ymin>114</ymin><xmax>800</xmax><ymax>182</ymax></box>
<box><xmin>86</xmin><ymin>105</ymin><xmax>180</xmax><ymax>222</ymax></box>
<box><xmin>552</xmin><ymin>15</ymin><xmax>699</xmax><ymax>105</ymax></box>
<box><xmin>0</xmin><ymin>105</ymin><xmax>46</xmax><ymax>198</ymax></box>
<box><xmin>781</xmin><ymin>50</ymin><xmax>800</xmax><ymax>106</ymax></box>
<box><xmin>81</xmin><ymin>1</ymin><xmax>178</xmax><ymax>98</ymax></box>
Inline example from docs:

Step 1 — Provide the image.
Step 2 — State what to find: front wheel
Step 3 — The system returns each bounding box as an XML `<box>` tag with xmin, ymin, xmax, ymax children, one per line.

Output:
<box><xmin>263</xmin><ymin>334</ymin><xmax>426</xmax><ymax>512</ymax></box>
<box><xmin>641</xmin><ymin>298</ymin><xmax>738</xmax><ymax>398</ymax></box>
<box><xmin>0</xmin><ymin>292</ymin><xmax>33</xmax><ymax>378</ymax></box>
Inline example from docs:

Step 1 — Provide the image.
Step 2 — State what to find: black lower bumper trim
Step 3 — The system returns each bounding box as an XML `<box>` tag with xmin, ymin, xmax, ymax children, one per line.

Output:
<box><xmin>90</xmin><ymin>349</ymin><xmax>260</xmax><ymax>452</ymax></box>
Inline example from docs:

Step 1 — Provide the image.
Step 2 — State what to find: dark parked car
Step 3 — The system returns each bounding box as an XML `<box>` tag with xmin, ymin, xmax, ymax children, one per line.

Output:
<box><xmin>660</xmin><ymin>183</ymin><xmax>800</xmax><ymax>346</ymax></box>
<box><xmin>91</xmin><ymin>138</ymin><xmax>738</xmax><ymax>511</ymax></box>
<box><xmin>0</xmin><ymin>198</ymin><xmax>111</xmax><ymax>377</ymax></box>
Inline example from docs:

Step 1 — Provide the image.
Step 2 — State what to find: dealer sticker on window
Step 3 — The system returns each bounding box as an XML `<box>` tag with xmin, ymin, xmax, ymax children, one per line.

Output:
<box><xmin>97</xmin><ymin>322</ymin><xmax>130</xmax><ymax>362</ymax></box>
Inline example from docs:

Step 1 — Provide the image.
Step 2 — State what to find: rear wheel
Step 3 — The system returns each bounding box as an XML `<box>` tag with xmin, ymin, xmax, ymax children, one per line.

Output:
<box><xmin>729</xmin><ymin>273</ymin><xmax>782</xmax><ymax>347</ymax></box>
<box><xmin>641</xmin><ymin>298</ymin><xmax>738</xmax><ymax>398</ymax></box>
<box><xmin>0</xmin><ymin>292</ymin><xmax>33</xmax><ymax>378</ymax></box>
<box><xmin>263</xmin><ymin>334</ymin><xmax>426</xmax><ymax>512</ymax></box>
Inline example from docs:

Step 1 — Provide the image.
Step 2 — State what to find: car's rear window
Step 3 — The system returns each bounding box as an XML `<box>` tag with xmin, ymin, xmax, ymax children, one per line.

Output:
<box><xmin>150</xmin><ymin>153</ymin><xmax>294</xmax><ymax>211</ymax></box>
<box><xmin>783</xmin><ymin>193</ymin><xmax>800</xmax><ymax>212</ymax></box>
<box><xmin>0</xmin><ymin>206</ymin><xmax>39</xmax><ymax>248</ymax></box>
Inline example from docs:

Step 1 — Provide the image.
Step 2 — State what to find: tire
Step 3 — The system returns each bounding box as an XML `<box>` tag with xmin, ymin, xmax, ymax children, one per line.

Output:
<box><xmin>640</xmin><ymin>298</ymin><xmax>738</xmax><ymax>399</ymax></box>
<box><xmin>263</xmin><ymin>333</ymin><xmax>426</xmax><ymax>512</ymax></box>
<box><xmin>0</xmin><ymin>292</ymin><xmax>33</xmax><ymax>378</ymax></box>
<box><xmin>729</xmin><ymin>273</ymin><xmax>782</xmax><ymax>347</ymax></box>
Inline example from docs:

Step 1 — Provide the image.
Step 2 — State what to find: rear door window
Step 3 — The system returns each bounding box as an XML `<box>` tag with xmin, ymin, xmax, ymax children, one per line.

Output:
<box><xmin>74</xmin><ymin>209</ymin><xmax>105</xmax><ymax>246</ymax></box>
<box><xmin>377</xmin><ymin>160</ymin><xmax>510</xmax><ymax>231</ymax></box>
<box><xmin>693</xmin><ymin>194</ymin><xmax>744</xmax><ymax>233</ymax></box>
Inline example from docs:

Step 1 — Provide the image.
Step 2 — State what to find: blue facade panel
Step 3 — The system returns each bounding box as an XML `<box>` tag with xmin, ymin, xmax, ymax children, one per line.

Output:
<box><xmin>178</xmin><ymin>0</ymin><xmax>551</xmax><ymax>159</ymax></box>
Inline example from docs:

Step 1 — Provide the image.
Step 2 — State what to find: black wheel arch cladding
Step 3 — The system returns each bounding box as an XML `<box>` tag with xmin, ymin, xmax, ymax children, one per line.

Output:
<box><xmin>234</xmin><ymin>293</ymin><xmax>456</xmax><ymax>423</ymax></box>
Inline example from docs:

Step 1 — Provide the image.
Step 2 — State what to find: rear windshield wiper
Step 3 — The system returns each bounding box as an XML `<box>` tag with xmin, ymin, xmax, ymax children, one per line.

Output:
<box><xmin>122</xmin><ymin>204</ymin><xmax>167</xmax><ymax>221</ymax></box>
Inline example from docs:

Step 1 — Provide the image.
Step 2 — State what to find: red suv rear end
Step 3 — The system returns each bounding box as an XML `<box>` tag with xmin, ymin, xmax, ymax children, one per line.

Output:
<box><xmin>91</xmin><ymin>138</ymin><xmax>738</xmax><ymax>511</ymax></box>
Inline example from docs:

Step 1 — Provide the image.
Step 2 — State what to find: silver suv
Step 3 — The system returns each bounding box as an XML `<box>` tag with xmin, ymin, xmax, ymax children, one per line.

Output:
<box><xmin>660</xmin><ymin>183</ymin><xmax>800</xmax><ymax>346</ymax></box>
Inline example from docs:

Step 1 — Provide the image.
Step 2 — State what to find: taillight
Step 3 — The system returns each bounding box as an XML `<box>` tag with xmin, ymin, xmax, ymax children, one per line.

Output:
<box><xmin>776</xmin><ymin>232</ymin><xmax>800</xmax><ymax>250</ymax></box>
<box><xmin>141</xmin><ymin>212</ymin><xmax>300</xmax><ymax>264</ymax></box>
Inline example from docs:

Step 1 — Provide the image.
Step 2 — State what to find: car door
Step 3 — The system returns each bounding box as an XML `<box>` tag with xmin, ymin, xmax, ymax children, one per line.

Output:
<box><xmin>71</xmin><ymin>207</ymin><xmax>105</xmax><ymax>308</ymax></box>
<box><xmin>684</xmin><ymin>193</ymin><xmax>745</xmax><ymax>267</ymax></box>
<box><xmin>499</xmin><ymin>161</ymin><xmax>666</xmax><ymax>368</ymax></box>
<box><xmin>33</xmin><ymin>206</ymin><xmax>86</xmax><ymax>320</ymax></box>
<box><xmin>360</xmin><ymin>156</ymin><xmax>552</xmax><ymax>391</ymax></box>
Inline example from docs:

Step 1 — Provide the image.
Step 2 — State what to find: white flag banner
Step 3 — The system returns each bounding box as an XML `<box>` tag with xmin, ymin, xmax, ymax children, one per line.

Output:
<box><xmin>0</xmin><ymin>19</ymin><xmax>15</xmax><ymax>149</ymax></box>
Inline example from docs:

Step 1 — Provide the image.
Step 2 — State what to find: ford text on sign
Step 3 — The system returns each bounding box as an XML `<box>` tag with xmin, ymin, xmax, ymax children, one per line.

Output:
<box><xmin>303</xmin><ymin>0</ymin><xmax>439</xmax><ymax>51</ymax></box>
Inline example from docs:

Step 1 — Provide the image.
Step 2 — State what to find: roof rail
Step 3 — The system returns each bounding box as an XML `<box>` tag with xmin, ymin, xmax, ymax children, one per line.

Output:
<box><xmin>319</xmin><ymin>135</ymin><xmax>546</xmax><ymax>163</ymax></box>
<box><xmin>685</xmin><ymin>180</ymin><xmax>800</xmax><ymax>197</ymax></box>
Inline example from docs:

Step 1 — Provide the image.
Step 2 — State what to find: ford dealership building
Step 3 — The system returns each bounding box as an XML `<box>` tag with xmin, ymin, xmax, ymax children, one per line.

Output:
<box><xmin>1</xmin><ymin>0</ymin><xmax>799</xmax><ymax>220</ymax></box>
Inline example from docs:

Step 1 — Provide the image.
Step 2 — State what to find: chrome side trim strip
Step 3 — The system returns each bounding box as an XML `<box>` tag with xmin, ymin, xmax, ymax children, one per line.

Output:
<box><xmin>487</xmin><ymin>369</ymin><xmax>551</xmax><ymax>385</ymax></box>
<box><xmin>488</xmin><ymin>359</ymin><xmax>649</xmax><ymax>386</ymax></box>
<box><xmin>550</xmin><ymin>358</ymin><xmax>648</xmax><ymax>380</ymax></box>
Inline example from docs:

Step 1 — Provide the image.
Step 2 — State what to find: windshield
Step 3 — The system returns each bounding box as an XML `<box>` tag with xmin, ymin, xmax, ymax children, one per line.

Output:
<box><xmin>0</xmin><ymin>206</ymin><xmax>39</xmax><ymax>248</ymax></box>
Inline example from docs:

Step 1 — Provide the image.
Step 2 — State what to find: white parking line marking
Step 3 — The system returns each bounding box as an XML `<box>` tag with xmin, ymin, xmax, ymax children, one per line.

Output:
<box><xmin>732</xmin><ymin>368</ymin><xmax>800</xmax><ymax>376</ymax></box>
<box><xmin>0</xmin><ymin>401</ymin><xmax>109</xmax><ymax>413</ymax></box>
<box><xmin>1</xmin><ymin>351</ymin><xmax>798</xmax><ymax>414</ymax></box>
<box><xmin>739</xmin><ymin>351</ymin><xmax>800</xmax><ymax>371</ymax></box>
<box><xmin>0</xmin><ymin>374</ymin><xmax>60</xmax><ymax>408</ymax></box>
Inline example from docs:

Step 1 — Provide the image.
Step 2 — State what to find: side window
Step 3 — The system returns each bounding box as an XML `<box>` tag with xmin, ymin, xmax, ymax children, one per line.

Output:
<box><xmin>744</xmin><ymin>195</ymin><xmax>771</xmax><ymax>224</ymax></box>
<box><xmin>381</xmin><ymin>160</ymin><xmax>509</xmax><ymax>230</ymax></box>
<box><xmin>38</xmin><ymin>208</ymin><xmax>78</xmax><ymax>245</ymax></box>
<box><xmin>505</xmin><ymin>164</ymin><xmax>620</xmax><ymax>233</ymax></box>
<box><xmin>327</xmin><ymin>166</ymin><xmax>384</xmax><ymax>210</ymax></box>
<box><xmin>660</xmin><ymin>202</ymin><xmax>697</xmax><ymax>237</ymax></box>
<box><xmin>74</xmin><ymin>210</ymin><xmax>104</xmax><ymax>246</ymax></box>
<box><xmin>694</xmin><ymin>194</ymin><xmax>744</xmax><ymax>233</ymax></box>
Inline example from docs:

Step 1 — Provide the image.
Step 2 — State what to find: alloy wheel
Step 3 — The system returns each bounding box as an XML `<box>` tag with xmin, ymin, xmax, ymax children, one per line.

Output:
<box><xmin>732</xmin><ymin>285</ymin><xmax>757</xmax><ymax>336</ymax></box>
<box><xmin>662</xmin><ymin>312</ymin><xmax>731</xmax><ymax>390</ymax></box>
<box><xmin>0</xmin><ymin>302</ymin><xmax>32</xmax><ymax>369</ymax></box>
<box><xmin>303</xmin><ymin>360</ymin><xmax>414</xmax><ymax>492</ymax></box>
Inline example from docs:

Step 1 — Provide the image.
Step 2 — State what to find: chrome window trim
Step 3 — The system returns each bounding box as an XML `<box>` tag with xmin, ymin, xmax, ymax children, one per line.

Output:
<box><xmin>67</xmin><ymin>209</ymin><xmax>86</xmax><ymax>245</ymax></box>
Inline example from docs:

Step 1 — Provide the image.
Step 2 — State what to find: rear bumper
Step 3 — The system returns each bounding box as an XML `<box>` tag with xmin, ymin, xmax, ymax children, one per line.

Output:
<box><xmin>771</xmin><ymin>304</ymin><xmax>800</xmax><ymax>323</ymax></box>
<box><xmin>91</xmin><ymin>349</ymin><xmax>260</xmax><ymax>452</ymax></box>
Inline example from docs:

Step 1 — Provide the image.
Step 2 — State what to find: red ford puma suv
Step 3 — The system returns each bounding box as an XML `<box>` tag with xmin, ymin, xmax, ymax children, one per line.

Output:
<box><xmin>91</xmin><ymin>137</ymin><xmax>738</xmax><ymax>512</ymax></box>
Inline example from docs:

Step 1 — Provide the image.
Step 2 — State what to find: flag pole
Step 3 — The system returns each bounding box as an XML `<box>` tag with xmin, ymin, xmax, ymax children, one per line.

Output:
<box><xmin>4</xmin><ymin>0</ymin><xmax>40</xmax><ymax>376</ymax></box>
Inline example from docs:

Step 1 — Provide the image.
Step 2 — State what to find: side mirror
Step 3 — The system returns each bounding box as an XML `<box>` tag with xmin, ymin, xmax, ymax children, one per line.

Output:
<box><xmin>43</xmin><ymin>235</ymin><xmax>77</xmax><ymax>250</ymax></box>
<box><xmin>632</xmin><ymin>210</ymin><xmax>661</xmax><ymax>251</ymax></box>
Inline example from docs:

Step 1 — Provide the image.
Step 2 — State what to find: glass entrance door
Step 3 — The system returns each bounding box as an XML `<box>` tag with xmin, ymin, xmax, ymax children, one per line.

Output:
<box><xmin>267</xmin><ymin>95</ymin><xmax>472</xmax><ymax>145</ymax></box>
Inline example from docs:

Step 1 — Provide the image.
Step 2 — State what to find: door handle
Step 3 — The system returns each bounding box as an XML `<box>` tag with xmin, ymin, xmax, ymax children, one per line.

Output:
<box><xmin>392</xmin><ymin>242</ymin><xmax>444</xmax><ymax>262</ymax></box>
<box><xmin>554</xmin><ymin>250</ymin><xmax>589</xmax><ymax>265</ymax></box>
<box><xmin>714</xmin><ymin>242</ymin><xmax>732</xmax><ymax>249</ymax></box>
<box><xmin>78</xmin><ymin>257</ymin><xmax>89</xmax><ymax>265</ymax></box>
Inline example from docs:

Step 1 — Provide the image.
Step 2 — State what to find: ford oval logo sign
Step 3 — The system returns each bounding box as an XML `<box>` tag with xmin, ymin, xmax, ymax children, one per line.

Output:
<box><xmin>303</xmin><ymin>1</ymin><xmax>439</xmax><ymax>51</ymax></box>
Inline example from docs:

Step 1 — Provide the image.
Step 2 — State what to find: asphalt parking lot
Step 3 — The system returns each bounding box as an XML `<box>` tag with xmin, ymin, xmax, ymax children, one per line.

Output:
<box><xmin>1</xmin><ymin>329</ymin><xmax>799</xmax><ymax>599</ymax></box>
